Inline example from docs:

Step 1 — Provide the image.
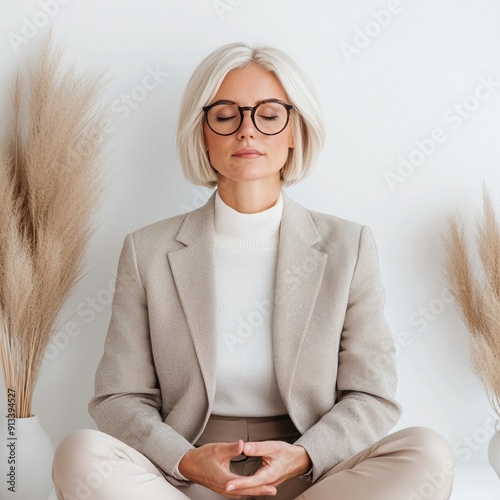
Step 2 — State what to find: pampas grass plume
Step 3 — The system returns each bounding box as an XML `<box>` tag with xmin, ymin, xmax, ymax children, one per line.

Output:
<box><xmin>444</xmin><ymin>185</ymin><xmax>500</xmax><ymax>416</ymax></box>
<box><xmin>0</xmin><ymin>32</ymin><xmax>107</xmax><ymax>418</ymax></box>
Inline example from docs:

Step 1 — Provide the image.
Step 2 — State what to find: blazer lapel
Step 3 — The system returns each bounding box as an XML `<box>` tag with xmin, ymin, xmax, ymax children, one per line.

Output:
<box><xmin>167</xmin><ymin>192</ymin><xmax>218</xmax><ymax>407</ymax></box>
<box><xmin>273</xmin><ymin>192</ymin><xmax>328</xmax><ymax>402</ymax></box>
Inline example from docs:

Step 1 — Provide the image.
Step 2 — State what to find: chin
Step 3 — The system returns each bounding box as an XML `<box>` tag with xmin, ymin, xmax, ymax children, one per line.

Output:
<box><xmin>217</xmin><ymin>164</ymin><xmax>281</xmax><ymax>184</ymax></box>
<box><xmin>239</xmin><ymin>169</ymin><xmax>279</xmax><ymax>180</ymax></box>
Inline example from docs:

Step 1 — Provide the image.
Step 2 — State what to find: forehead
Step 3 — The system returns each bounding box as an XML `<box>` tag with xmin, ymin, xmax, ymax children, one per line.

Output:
<box><xmin>213</xmin><ymin>64</ymin><xmax>288</xmax><ymax>104</ymax></box>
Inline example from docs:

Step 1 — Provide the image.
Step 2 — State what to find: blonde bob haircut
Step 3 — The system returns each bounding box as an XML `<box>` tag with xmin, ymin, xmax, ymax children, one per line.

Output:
<box><xmin>177</xmin><ymin>42</ymin><xmax>325</xmax><ymax>188</ymax></box>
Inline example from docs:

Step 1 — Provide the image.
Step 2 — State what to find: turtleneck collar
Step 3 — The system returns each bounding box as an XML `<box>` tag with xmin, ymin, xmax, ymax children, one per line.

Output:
<box><xmin>214</xmin><ymin>190</ymin><xmax>283</xmax><ymax>249</ymax></box>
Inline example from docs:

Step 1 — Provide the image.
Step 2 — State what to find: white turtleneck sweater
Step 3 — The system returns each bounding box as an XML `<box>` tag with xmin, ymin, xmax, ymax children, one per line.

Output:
<box><xmin>212</xmin><ymin>189</ymin><xmax>287</xmax><ymax>417</ymax></box>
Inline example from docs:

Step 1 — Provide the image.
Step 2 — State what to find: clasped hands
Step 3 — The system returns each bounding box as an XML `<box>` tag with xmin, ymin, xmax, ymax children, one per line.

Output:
<box><xmin>178</xmin><ymin>439</ymin><xmax>312</xmax><ymax>498</ymax></box>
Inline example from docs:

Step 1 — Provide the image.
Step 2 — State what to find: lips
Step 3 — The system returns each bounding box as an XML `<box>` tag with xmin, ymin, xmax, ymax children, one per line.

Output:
<box><xmin>232</xmin><ymin>149</ymin><xmax>263</xmax><ymax>159</ymax></box>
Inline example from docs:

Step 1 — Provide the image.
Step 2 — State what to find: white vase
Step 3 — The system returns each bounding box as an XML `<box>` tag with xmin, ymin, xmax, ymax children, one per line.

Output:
<box><xmin>0</xmin><ymin>415</ymin><xmax>54</xmax><ymax>499</ymax></box>
<box><xmin>488</xmin><ymin>420</ymin><xmax>500</xmax><ymax>479</ymax></box>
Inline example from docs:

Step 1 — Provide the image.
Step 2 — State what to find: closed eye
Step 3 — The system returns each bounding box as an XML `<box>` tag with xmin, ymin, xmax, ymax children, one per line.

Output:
<box><xmin>215</xmin><ymin>115</ymin><xmax>237</xmax><ymax>122</ymax></box>
<box><xmin>258</xmin><ymin>114</ymin><xmax>279</xmax><ymax>121</ymax></box>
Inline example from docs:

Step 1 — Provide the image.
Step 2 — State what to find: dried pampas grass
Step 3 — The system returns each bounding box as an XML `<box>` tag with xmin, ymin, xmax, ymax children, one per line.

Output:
<box><xmin>0</xmin><ymin>32</ymin><xmax>107</xmax><ymax>417</ymax></box>
<box><xmin>444</xmin><ymin>185</ymin><xmax>500</xmax><ymax>416</ymax></box>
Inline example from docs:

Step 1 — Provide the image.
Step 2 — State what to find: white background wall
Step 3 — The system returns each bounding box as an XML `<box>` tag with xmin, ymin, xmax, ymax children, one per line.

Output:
<box><xmin>1</xmin><ymin>0</ymin><xmax>500</xmax><ymax>479</ymax></box>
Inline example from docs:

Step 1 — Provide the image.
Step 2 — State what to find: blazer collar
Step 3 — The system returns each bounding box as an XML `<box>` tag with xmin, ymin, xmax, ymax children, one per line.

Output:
<box><xmin>167</xmin><ymin>189</ymin><xmax>328</xmax><ymax>408</ymax></box>
<box><xmin>173</xmin><ymin>188</ymin><xmax>322</xmax><ymax>246</ymax></box>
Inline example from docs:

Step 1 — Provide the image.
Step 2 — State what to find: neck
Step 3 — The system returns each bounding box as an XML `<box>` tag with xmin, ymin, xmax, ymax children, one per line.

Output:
<box><xmin>216</xmin><ymin>175</ymin><xmax>281</xmax><ymax>214</ymax></box>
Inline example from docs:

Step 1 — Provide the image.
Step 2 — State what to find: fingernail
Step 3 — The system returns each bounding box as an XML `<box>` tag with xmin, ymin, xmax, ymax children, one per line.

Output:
<box><xmin>226</xmin><ymin>485</ymin><xmax>235</xmax><ymax>492</ymax></box>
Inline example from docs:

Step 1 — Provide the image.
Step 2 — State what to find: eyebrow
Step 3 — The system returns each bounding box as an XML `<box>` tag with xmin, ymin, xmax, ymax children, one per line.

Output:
<box><xmin>207</xmin><ymin>98</ymin><xmax>288</xmax><ymax>106</ymax></box>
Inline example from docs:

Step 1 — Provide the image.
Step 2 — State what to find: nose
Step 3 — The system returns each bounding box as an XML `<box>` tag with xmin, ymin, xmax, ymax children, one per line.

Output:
<box><xmin>237</xmin><ymin>108</ymin><xmax>256</xmax><ymax>139</ymax></box>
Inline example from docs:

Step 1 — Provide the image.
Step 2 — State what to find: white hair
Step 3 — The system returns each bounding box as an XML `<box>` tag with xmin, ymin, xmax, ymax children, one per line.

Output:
<box><xmin>176</xmin><ymin>42</ymin><xmax>325</xmax><ymax>187</ymax></box>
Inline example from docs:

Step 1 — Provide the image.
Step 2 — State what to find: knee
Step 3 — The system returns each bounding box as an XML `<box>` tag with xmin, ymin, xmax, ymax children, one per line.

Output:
<box><xmin>52</xmin><ymin>429</ymin><xmax>111</xmax><ymax>482</ymax></box>
<box><xmin>397</xmin><ymin>426</ymin><xmax>454</xmax><ymax>475</ymax></box>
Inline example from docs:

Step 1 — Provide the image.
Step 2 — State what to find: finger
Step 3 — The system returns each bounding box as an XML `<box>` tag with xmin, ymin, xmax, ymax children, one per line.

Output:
<box><xmin>225</xmin><ymin>482</ymin><xmax>277</xmax><ymax>497</ymax></box>
<box><xmin>226</xmin><ymin>466</ymin><xmax>277</xmax><ymax>491</ymax></box>
<box><xmin>243</xmin><ymin>440</ymin><xmax>282</xmax><ymax>457</ymax></box>
<box><xmin>224</xmin><ymin>487</ymin><xmax>277</xmax><ymax>498</ymax></box>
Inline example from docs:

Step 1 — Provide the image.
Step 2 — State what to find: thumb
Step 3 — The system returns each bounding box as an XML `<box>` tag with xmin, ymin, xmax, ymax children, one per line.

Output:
<box><xmin>220</xmin><ymin>439</ymin><xmax>244</xmax><ymax>459</ymax></box>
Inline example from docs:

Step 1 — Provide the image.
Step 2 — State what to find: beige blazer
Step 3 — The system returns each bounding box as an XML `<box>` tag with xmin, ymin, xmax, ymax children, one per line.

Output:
<box><xmin>88</xmin><ymin>189</ymin><xmax>402</xmax><ymax>486</ymax></box>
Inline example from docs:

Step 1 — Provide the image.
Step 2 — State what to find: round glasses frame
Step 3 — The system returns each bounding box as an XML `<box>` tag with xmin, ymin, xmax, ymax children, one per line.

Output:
<box><xmin>202</xmin><ymin>98</ymin><xmax>293</xmax><ymax>136</ymax></box>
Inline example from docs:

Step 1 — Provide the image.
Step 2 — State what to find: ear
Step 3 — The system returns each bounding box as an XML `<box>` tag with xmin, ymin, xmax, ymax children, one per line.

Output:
<box><xmin>288</xmin><ymin>135</ymin><xmax>295</xmax><ymax>148</ymax></box>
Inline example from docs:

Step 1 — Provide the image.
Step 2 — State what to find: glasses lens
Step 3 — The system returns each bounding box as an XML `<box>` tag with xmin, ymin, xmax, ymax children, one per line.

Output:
<box><xmin>206</xmin><ymin>101</ymin><xmax>290</xmax><ymax>135</ymax></box>
<box><xmin>254</xmin><ymin>101</ymin><xmax>289</xmax><ymax>135</ymax></box>
<box><xmin>206</xmin><ymin>103</ymin><xmax>241</xmax><ymax>135</ymax></box>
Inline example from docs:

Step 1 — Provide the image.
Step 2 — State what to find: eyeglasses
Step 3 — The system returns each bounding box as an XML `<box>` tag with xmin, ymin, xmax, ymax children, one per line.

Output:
<box><xmin>203</xmin><ymin>99</ymin><xmax>293</xmax><ymax>136</ymax></box>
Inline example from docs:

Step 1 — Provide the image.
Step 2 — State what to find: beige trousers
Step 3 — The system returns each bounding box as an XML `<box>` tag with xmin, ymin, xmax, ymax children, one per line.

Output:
<box><xmin>52</xmin><ymin>415</ymin><xmax>454</xmax><ymax>500</ymax></box>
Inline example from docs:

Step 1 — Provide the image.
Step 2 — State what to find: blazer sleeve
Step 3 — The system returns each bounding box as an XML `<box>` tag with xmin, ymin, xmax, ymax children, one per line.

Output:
<box><xmin>88</xmin><ymin>234</ymin><xmax>194</xmax><ymax>486</ymax></box>
<box><xmin>294</xmin><ymin>225</ymin><xmax>402</xmax><ymax>482</ymax></box>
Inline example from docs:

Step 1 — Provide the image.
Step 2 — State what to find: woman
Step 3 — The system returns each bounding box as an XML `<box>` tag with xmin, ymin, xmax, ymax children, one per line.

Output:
<box><xmin>52</xmin><ymin>43</ymin><xmax>454</xmax><ymax>499</ymax></box>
